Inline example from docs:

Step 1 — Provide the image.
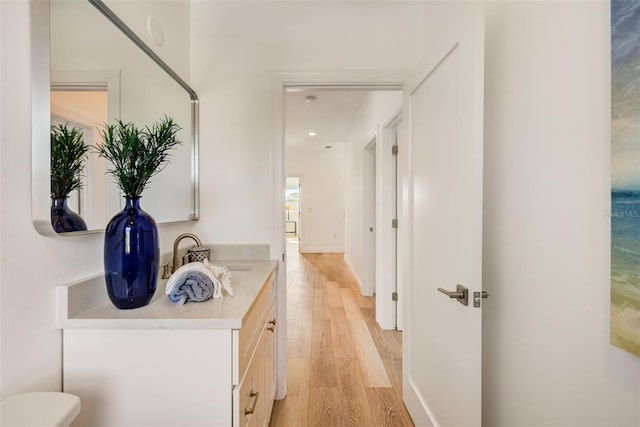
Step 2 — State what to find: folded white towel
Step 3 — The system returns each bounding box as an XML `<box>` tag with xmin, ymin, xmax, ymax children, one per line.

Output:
<box><xmin>165</xmin><ymin>261</ymin><xmax>235</xmax><ymax>304</ymax></box>
<box><xmin>165</xmin><ymin>262</ymin><xmax>222</xmax><ymax>304</ymax></box>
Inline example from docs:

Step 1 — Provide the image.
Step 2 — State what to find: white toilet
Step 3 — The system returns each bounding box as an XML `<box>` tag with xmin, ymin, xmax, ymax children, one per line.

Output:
<box><xmin>1</xmin><ymin>392</ymin><xmax>80</xmax><ymax>427</ymax></box>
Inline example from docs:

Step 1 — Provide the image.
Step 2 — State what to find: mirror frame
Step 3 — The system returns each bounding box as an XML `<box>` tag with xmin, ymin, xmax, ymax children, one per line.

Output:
<box><xmin>31</xmin><ymin>0</ymin><xmax>199</xmax><ymax>236</ymax></box>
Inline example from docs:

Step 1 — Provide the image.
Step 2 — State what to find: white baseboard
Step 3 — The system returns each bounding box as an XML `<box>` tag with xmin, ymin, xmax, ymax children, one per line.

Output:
<box><xmin>343</xmin><ymin>254</ymin><xmax>367</xmax><ymax>296</ymax></box>
<box><xmin>299</xmin><ymin>246</ymin><xmax>344</xmax><ymax>253</ymax></box>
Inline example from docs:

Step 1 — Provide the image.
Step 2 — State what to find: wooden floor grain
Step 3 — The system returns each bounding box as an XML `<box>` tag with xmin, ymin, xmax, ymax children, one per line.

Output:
<box><xmin>270</xmin><ymin>241</ymin><xmax>414</xmax><ymax>427</ymax></box>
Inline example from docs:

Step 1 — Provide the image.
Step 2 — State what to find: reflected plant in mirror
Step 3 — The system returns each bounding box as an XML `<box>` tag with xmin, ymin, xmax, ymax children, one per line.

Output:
<box><xmin>50</xmin><ymin>123</ymin><xmax>90</xmax><ymax>233</ymax></box>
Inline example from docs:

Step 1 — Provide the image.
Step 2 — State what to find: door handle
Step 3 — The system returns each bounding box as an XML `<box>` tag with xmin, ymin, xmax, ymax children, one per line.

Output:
<box><xmin>244</xmin><ymin>390</ymin><xmax>259</xmax><ymax>415</ymax></box>
<box><xmin>437</xmin><ymin>284</ymin><xmax>468</xmax><ymax>306</ymax></box>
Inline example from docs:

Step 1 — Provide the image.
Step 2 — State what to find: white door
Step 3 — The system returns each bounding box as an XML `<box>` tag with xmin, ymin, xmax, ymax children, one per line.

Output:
<box><xmin>403</xmin><ymin>4</ymin><xmax>485</xmax><ymax>427</ymax></box>
<box><xmin>365</xmin><ymin>140</ymin><xmax>377</xmax><ymax>296</ymax></box>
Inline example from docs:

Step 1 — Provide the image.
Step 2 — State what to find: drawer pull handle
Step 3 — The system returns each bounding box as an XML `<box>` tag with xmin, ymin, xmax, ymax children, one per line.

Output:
<box><xmin>269</xmin><ymin>319</ymin><xmax>276</xmax><ymax>326</ymax></box>
<box><xmin>244</xmin><ymin>390</ymin><xmax>259</xmax><ymax>415</ymax></box>
<box><xmin>267</xmin><ymin>325</ymin><xmax>275</xmax><ymax>332</ymax></box>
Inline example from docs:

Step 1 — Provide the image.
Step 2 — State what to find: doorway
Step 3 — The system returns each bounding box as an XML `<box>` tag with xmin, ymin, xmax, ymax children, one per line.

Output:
<box><xmin>285</xmin><ymin>177</ymin><xmax>300</xmax><ymax>244</ymax></box>
<box><xmin>273</xmin><ymin>72</ymin><xmax>406</xmax><ymax>401</ymax></box>
<box><xmin>282</xmin><ymin>85</ymin><xmax>403</xmax><ymax>326</ymax></box>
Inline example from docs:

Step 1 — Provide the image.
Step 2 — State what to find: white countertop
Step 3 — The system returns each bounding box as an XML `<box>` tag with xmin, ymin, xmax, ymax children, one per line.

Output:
<box><xmin>56</xmin><ymin>260</ymin><xmax>278</xmax><ymax>329</ymax></box>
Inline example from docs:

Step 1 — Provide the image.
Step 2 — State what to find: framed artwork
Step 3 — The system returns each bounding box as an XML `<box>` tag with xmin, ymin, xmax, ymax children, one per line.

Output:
<box><xmin>611</xmin><ymin>0</ymin><xmax>640</xmax><ymax>357</ymax></box>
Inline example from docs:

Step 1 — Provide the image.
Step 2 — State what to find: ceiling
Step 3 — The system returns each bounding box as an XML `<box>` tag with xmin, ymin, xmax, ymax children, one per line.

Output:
<box><xmin>285</xmin><ymin>89</ymin><xmax>367</xmax><ymax>150</ymax></box>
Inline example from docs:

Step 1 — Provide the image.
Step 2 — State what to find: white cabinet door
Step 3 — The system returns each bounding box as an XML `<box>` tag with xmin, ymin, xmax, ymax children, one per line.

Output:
<box><xmin>64</xmin><ymin>329</ymin><xmax>232</xmax><ymax>426</ymax></box>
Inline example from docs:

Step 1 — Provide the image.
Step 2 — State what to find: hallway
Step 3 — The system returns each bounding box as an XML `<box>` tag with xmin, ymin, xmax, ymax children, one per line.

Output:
<box><xmin>269</xmin><ymin>243</ymin><xmax>413</xmax><ymax>427</ymax></box>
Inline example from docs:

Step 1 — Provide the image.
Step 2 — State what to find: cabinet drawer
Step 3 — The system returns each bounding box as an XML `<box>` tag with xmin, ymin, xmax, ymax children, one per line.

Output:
<box><xmin>233</xmin><ymin>272</ymin><xmax>275</xmax><ymax>385</ymax></box>
<box><xmin>233</xmin><ymin>329</ymin><xmax>266</xmax><ymax>427</ymax></box>
<box><xmin>233</xmin><ymin>375</ymin><xmax>259</xmax><ymax>427</ymax></box>
<box><xmin>264</xmin><ymin>301</ymin><xmax>277</xmax><ymax>425</ymax></box>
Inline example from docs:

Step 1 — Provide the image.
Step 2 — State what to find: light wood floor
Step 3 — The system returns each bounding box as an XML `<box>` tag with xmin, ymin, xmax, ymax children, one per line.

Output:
<box><xmin>269</xmin><ymin>241</ymin><xmax>414</xmax><ymax>427</ymax></box>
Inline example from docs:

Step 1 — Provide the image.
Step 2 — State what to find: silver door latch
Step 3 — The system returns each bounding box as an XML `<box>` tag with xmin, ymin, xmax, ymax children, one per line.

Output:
<box><xmin>473</xmin><ymin>291</ymin><xmax>489</xmax><ymax>308</ymax></box>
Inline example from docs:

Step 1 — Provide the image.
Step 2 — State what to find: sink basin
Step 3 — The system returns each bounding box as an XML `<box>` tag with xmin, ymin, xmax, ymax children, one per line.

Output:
<box><xmin>224</xmin><ymin>266</ymin><xmax>253</xmax><ymax>271</ymax></box>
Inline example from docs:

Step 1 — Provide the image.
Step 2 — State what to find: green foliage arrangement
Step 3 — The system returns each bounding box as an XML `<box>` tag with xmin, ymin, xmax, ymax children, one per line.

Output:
<box><xmin>50</xmin><ymin>123</ymin><xmax>90</xmax><ymax>198</ymax></box>
<box><xmin>95</xmin><ymin>116</ymin><xmax>182</xmax><ymax>197</ymax></box>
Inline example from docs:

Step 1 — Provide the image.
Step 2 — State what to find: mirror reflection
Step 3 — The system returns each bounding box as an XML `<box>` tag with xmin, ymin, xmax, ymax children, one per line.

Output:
<box><xmin>50</xmin><ymin>90</ymin><xmax>108</xmax><ymax>231</ymax></box>
<box><xmin>43</xmin><ymin>0</ymin><xmax>197</xmax><ymax>235</ymax></box>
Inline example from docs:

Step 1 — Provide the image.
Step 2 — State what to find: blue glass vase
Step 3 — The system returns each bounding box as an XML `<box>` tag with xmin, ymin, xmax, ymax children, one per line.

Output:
<box><xmin>51</xmin><ymin>197</ymin><xmax>87</xmax><ymax>233</ymax></box>
<box><xmin>104</xmin><ymin>196</ymin><xmax>159</xmax><ymax>309</ymax></box>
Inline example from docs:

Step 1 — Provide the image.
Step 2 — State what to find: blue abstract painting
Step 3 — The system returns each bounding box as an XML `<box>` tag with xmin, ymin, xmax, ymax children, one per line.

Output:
<box><xmin>611</xmin><ymin>0</ymin><xmax>640</xmax><ymax>357</ymax></box>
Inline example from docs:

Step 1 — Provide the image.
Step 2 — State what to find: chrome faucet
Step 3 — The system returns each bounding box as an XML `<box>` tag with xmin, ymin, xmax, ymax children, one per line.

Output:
<box><xmin>171</xmin><ymin>233</ymin><xmax>202</xmax><ymax>274</ymax></box>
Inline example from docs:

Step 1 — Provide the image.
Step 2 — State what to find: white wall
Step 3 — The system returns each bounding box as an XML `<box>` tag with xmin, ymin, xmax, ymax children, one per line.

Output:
<box><xmin>343</xmin><ymin>91</ymin><xmax>404</xmax><ymax>292</ymax></box>
<box><xmin>189</xmin><ymin>1</ymin><xmax>422</xmax><ymax>247</ymax></box>
<box><xmin>0</xmin><ymin>0</ymin><xmax>193</xmax><ymax>399</ymax></box>
<box><xmin>478</xmin><ymin>1</ymin><xmax>640</xmax><ymax>425</ymax></box>
<box><xmin>286</xmin><ymin>147</ymin><xmax>346</xmax><ymax>253</ymax></box>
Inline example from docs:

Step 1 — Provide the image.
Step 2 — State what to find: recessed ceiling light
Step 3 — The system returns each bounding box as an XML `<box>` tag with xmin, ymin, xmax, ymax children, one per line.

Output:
<box><xmin>308</xmin><ymin>131</ymin><xmax>317</xmax><ymax>137</ymax></box>
<box><xmin>305</xmin><ymin>95</ymin><xmax>317</xmax><ymax>103</ymax></box>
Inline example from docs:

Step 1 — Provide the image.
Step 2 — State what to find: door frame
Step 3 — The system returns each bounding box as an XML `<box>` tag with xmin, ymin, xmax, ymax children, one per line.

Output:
<box><xmin>273</xmin><ymin>71</ymin><xmax>406</xmax><ymax>399</ymax></box>
<box><xmin>376</xmin><ymin>101</ymin><xmax>403</xmax><ymax>330</ymax></box>
<box><xmin>364</xmin><ymin>135</ymin><xmax>377</xmax><ymax>297</ymax></box>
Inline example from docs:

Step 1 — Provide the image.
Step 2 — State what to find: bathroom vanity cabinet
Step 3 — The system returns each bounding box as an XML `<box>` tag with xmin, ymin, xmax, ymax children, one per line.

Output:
<box><xmin>57</xmin><ymin>261</ymin><xmax>278</xmax><ymax>427</ymax></box>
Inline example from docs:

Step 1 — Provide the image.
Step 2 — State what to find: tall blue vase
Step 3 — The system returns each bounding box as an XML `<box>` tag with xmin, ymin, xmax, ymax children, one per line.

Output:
<box><xmin>104</xmin><ymin>196</ymin><xmax>159</xmax><ymax>309</ymax></box>
<box><xmin>51</xmin><ymin>197</ymin><xmax>87</xmax><ymax>233</ymax></box>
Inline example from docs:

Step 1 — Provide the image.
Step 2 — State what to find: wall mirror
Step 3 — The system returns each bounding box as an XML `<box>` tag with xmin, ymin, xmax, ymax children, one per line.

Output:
<box><xmin>32</xmin><ymin>0</ymin><xmax>199</xmax><ymax>236</ymax></box>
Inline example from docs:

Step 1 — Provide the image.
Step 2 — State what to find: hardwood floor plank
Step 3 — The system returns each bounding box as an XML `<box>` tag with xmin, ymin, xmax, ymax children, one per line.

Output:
<box><xmin>313</xmin><ymin>287</ymin><xmax>330</xmax><ymax>319</ymax></box>
<box><xmin>340</xmin><ymin>288</ymin><xmax>364</xmax><ymax>319</ymax></box>
<box><xmin>271</xmin><ymin>359</ymin><xmax>311</xmax><ymax>427</ymax></box>
<box><xmin>366</xmin><ymin>388</ymin><xmax>414</xmax><ymax>427</ymax></box>
<box><xmin>328</xmin><ymin>308</ymin><xmax>357</xmax><ymax>358</ymax></box>
<box><xmin>353</xmin><ymin>289</ymin><xmax>375</xmax><ymax>308</ymax></box>
<box><xmin>310</xmin><ymin>319</ymin><xmax>337</xmax><ymax>387</ymax></box>
<box><xmin>308</xmin><ymin>387</ymin><xmax>343</xmax><ymax>427</ymax></box>
<box><xmin>270</xmin><ymin>387</ymin><xmax>310</xmax><ymax>427</ymax></box>
<box><xmin>289</xmin><ymin>306</ymin><xmax>312</xmax><ymax>358</ymax></box>
<box><xmin>288</xmin><ymin>358</ymin><xmax>310</xmax><ymax>391</ymax></box>
<box><xmin>366</xmin><ymin>318</ymin><xmax>403</xmax><ymax>359</ymax></box>
<box><xmin>335</xmin><ymin>358</ymin><xmax>376</xmax><ymax>427</ymax></box>
<box><xmin>328</xmin><ymin>306</ymin><xmax>346</xmax><ymax>321</ymax></box>
<box><xmin>382</xmin><ymin>358</ymin><xmax>404</xmax><ymax>400</ymax></box>
<box><xmin>349</xmin><ymin>319</ymin><xmax>392</xmax><ymax>388</ymax></box>
<box><xmin>325</xmin><ymin>281</ymin><xmax>343</xmax><ymax>308</ymax></box>
<box><xmin>286</xmin><ymin>316</ymin><xmax>295</xmax><ymax>352</ymax></box>
<box><xmin>270</xmin><ymin>398</ymin><xmax>282</xmax><ymax>427</ymax></box>
<box><xmin>361</xmin><ymin>307</ymin><xmax>376</xmax><ymax>322</ymax></box>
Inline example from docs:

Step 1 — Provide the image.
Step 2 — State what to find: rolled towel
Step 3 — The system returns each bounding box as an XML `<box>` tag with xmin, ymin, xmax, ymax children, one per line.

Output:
<box><xmin>204</xmin><ymin>260</ymin><xmax>235</xmax><ymax>297</ymax></box>
<box><xmin>165</xmin><ymin>262</ymin><xmax>221</xmax><ymax>305</ymax></box>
